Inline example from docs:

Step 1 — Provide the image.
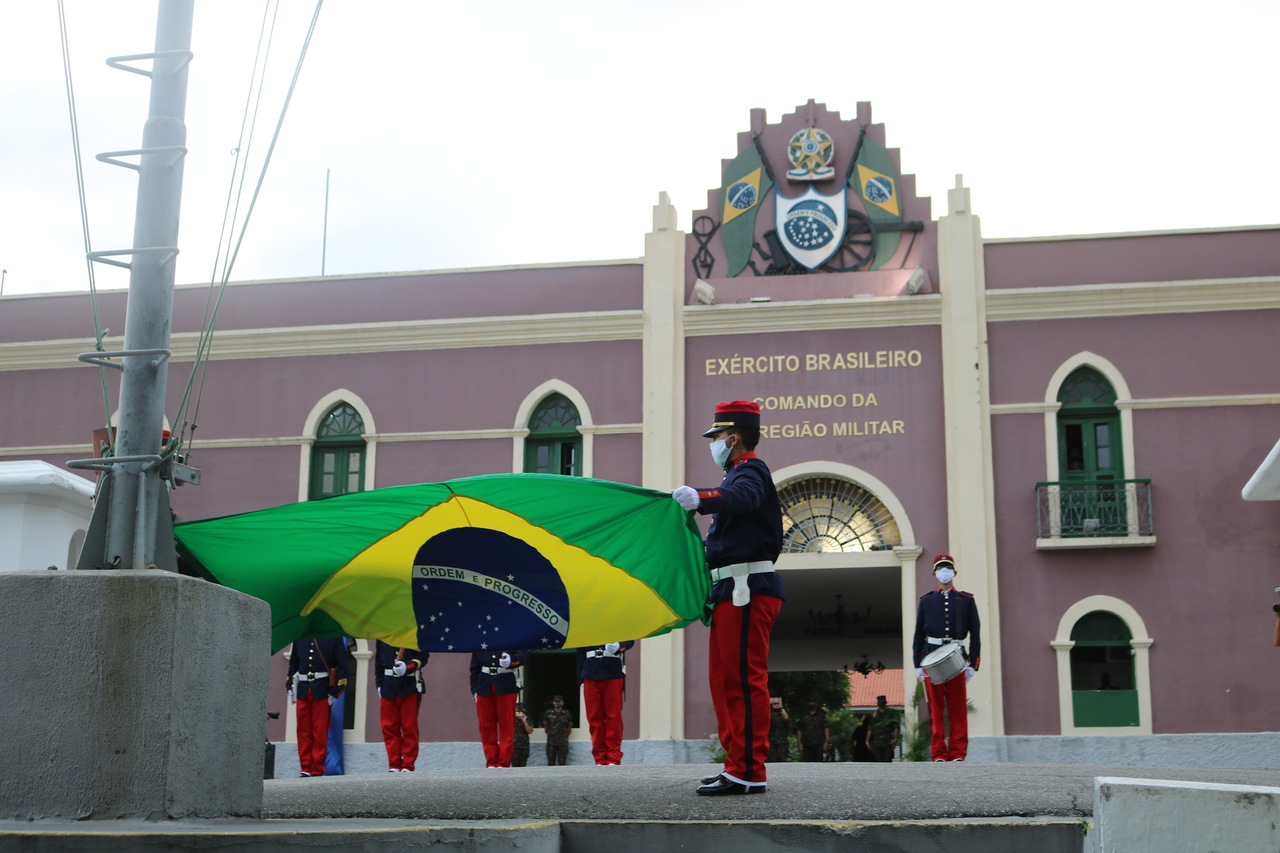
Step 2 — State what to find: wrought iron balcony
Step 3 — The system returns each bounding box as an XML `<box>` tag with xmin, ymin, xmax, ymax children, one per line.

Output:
<box><xmin>1036</xmin><ymin>479</ymin><xmax>1154</xmax><ymax>542</ymax></box>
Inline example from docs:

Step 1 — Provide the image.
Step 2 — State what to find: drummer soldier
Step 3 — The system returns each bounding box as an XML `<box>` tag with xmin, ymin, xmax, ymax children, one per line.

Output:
<box><xmin>912</xmin><ymin>554</ymin><xmax>980</xmax><ymax>762</ymax></box>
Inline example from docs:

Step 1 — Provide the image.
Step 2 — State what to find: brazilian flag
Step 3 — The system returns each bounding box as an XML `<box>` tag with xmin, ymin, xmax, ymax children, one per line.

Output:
<box><xmin>175</xmin><ymin>474</ymin><xmax>709</xmax><ymax>653</ymax></box>
<box><xmin>851</xmin><ymin>136</ymin><xmax>903</xmax><ymax>270</ymax></box>
<box><xmin>720</xmin><ymin>145</ymin><xmax>773</xmax><ymax>277</ymax></box>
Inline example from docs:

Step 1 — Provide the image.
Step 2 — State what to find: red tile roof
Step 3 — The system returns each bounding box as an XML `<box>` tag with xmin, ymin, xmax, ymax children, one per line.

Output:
<box><xmin>847</xmin><ymin>669</ymin><xmax>905</xmax><ymax>708</ymax></box>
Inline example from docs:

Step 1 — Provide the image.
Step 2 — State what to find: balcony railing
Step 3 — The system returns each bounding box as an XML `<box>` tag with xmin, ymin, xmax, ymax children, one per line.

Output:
<box><xmin>1036</xmin><ymin>479</ymin><xmax>1153</xmax><ymax>539</ymax></box>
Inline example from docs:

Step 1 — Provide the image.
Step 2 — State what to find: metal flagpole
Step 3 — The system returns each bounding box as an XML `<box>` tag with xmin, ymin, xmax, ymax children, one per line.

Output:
<box><xmin>73</xmin><ymin>1</ymin><xmax>194</xmax><ymax>570</ymax></box>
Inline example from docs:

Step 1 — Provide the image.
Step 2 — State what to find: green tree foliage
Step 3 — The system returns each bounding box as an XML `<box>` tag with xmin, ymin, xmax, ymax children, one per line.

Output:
<box><xmin>767</xmin><ymin>670</ymin><xmax>850</xmax><ymax>721</ymax></box>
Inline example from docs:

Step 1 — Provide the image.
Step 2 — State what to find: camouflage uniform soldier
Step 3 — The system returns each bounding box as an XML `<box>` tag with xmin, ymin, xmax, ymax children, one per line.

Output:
<box><xmin>795</xmin><ymin>702</ymin><xmax>828</xmax><ymax>762</ymax></box>
<box><xmin>767</xmin><ymin>697</ymin><xmax>790</xmax><ymax>762</ymax></box>
<box><xmin>512</xmin><ymin>702</ymin><xmax>533</xmax><ymax>767</ymax></box>
<box><xmin>543</xmin><ymin>694</ymin><xmax>573</xmax><ymax>766</ymax></box>
<box><xmin>868</xmin><ymin>695</ymin><xmax>900</xmax><ymax>762</ymax></box>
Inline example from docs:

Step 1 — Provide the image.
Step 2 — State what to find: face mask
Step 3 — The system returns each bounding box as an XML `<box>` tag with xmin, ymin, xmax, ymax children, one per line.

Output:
<box><xmin>935</xmin><ymin>568</ymin><xmax>955</xmax><ymax>584</ymax></box>
<box><xmin>710</xmin><ymin>438</ymin><xmax>732</xmax><ymax>468</ymax></box>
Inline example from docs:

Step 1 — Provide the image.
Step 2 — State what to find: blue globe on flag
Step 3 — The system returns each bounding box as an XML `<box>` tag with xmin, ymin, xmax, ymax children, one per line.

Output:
<box><xmin>864</xmin><ymin>176</ymin><xmax>894</xmax><ymax>204</ymax></box>
<box><xmin>728</xmin><ymin>181</ymin><xmax>757</xmax><ymax>210</ymax></box>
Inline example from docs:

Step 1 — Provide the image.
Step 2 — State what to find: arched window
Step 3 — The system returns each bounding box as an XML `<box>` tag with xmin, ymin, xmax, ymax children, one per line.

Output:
<box><xmin>1058</xmin><ymin>367</ymin><xmax>1121</xmax><ymax>480</ymax></box>
<box><xmin>1056</xmin><ymin>367</ymin><xmax>1125</xmax><ymax>535</ymax></box>
<box><xmin>309</xmin><ymin>403</ymin><xmax>366</xmax><ymax>500</ymax></box>
<box><xmin>1068</xmin><ymin>611</ymin><xmax>1139</xmax><ymax>728</ymax></box>
<box><xmin>524</xmin><ymin>394</ymin><xmax>582</xmax><ymax>477</ymax></box>
<box><xmin>777</xmin><ymin>476</ymin><xmax>901</xmax><ymax>553</ymax></box>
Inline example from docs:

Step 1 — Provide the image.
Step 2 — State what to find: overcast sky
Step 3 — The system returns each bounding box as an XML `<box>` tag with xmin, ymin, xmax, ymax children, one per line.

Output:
<box><xmin>1</xmin><ymin>0</ymin><xmax>1276</xmax><ymax>297</ymax></box>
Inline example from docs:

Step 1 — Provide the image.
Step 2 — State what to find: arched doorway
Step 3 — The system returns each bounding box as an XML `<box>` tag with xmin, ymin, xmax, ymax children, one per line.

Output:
<box><xmin>768</xmin><ymin>464</ymin><xmax>917</xmax><ymax>675</ymax></box>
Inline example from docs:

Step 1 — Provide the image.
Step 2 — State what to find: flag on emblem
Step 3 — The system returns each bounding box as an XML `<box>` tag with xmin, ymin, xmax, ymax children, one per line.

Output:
<box><xmin>720</xmin><ymin>145</ymin><xmax>773</xmax><ymax>277</ymax></box>
<box><xmin>851</xmin><ymin>136</ymin><xmax>904</xmax><ymax>270</ymax></box>
<box><xmin>175</xmin><ymin>474</ymin><xmax>709</xmax><ymax>653</ymax></box>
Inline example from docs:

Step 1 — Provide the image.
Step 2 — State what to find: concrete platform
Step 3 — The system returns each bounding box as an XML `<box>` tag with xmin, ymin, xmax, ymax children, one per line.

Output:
<box><xmin>6</xmin><ymin>763</ymin><xmax>1280</xmax><ymax>851</ymax></box>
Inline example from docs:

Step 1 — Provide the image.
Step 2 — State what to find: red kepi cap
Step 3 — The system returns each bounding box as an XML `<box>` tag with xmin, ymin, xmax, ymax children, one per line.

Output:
<box><xmin>702</xmin><ymin>400</ymin><xmax>761</xmax><ymax>438</ymax></box>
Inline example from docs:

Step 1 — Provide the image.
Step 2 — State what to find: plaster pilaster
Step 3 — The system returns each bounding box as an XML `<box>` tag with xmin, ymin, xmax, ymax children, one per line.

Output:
<box><xmin>936</xmin><ymin>176</ymin><xmax>1003</xmax><ymax>736</ymax></box>
<box><xmin>639</xmin><ymin>192</ymin><xmax>688</xmax><ymax>739</ymax></box>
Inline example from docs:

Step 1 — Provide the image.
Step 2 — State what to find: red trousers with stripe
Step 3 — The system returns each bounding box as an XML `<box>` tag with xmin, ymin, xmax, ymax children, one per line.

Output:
<box><xmin>584</xmin><ymin>678</ymin><xmax>625</xmax><ymax>765</ymax></box>
<box><xmin>924</xmin><ymin>672</ymin><xmax>969</xmax><ymax>760</ymax></box>
<box><xmin>296</xmin><ymin>696</ymin><xmax>331</xmax><ymax>776</ymax></box>
<box><xmin>475</xmin><ymin>691</ymin><xmax>516</xmax><ymax>768</ymax></box>
<box><xmin>380</xmin><ymin>693</ymin><xmax>422</xmax><ymax>771</ymax></box>
<box><xmin>708</xmin><ymin>594</ymin><xmax>782</xmax><ymax>785</ymax></box>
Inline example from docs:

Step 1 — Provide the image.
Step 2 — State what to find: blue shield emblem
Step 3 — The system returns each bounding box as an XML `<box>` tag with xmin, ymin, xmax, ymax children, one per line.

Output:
<box><xmin>774</xmin><ymin>186</ymin><xmax>847</xmax><ymax>270</ymax></box>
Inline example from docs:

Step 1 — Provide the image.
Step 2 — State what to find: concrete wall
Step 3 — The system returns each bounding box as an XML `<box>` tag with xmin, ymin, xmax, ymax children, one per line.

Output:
<box><xmin>970</xmin><ymin>733</ymin><xmax>1280</xmax><ymax>769</ymax></box>
<box><xmin>269</xmin><ymin>733</ymin><xmax>1280</xmax><ymax>776</ymax></box>
<box><xmin>1090</xmin><ymin>776</ymin><xmax>1280</xmax><ymax>853</ymax></box>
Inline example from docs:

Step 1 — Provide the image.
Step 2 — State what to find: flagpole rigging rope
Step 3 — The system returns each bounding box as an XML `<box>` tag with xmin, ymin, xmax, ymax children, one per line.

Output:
<box><xmin>57</xmin><ymin>0</ymin><xmax>115</xmax><ymax>450</ymax></box>
<box><xmin>171</xmin><ymin>0</ymin><xmax>326</xmax><ymax>460</ymax></box>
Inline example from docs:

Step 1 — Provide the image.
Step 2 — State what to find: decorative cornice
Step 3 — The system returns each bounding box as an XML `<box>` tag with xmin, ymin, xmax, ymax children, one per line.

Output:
<box><xmin>5</xmin><ymin>276</ymin><xmax>1275</xmax><ymax>372</ymax></box>
<box><xmin>986</xmin><ymin>277</ymin><xmax>1280</xmax><ymax>322</ymax></box>
<box><xmin>993</xmin><ymin>394</ymin><xmax>1280</xmax><ymax>416</ymax></box>
<box><xmin>683</xmin><ymin>295</ymin><xmax>942</xmax><ymax>337</ymax></box>
<box><xmin>0</xmin><ymin>311</ymin><xmax>644</xmax><ymax>371</ymax></box>
<box><xmin>1119</xmin><ymin>394</ymin><xmax>1280</xmax><ymax>410</ymax></box>
<box><xmin>0</xmin><ymin>423</ymin><xmax>645</xmax><ymax>458</ymax></box>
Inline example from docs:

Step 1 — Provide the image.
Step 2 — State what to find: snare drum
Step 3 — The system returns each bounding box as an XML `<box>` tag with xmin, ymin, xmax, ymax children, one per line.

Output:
<box><xmin>920</xmin><ymin>642</ymin><xmax>967</xmax><ymax>684</ymax></box>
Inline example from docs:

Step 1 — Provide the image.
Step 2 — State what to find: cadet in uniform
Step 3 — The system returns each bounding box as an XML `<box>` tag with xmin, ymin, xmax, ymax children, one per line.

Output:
<box><xmin>286</xmin><ymin>637</ymin><xmax>349</xmax><ymax>777</ymax></box>
<box><xmin>469</xmin><ymin>650</ymin><xmax>523</xmax><ymax>768</ymax></box>
<box><xmin>542</xmin><ymin>694</ymin><xmax>573</xmax><ymax>766</ymax></box>
<box><xmin>374</xmin><ymin>640</ymin><xmax>427</xmax><ymax>772</ymax></box>
<box><xmin>912</xmin><ymin>554</ymin><xmax>981</xmax><ymax>761</ymax></box>
<box><xmin>673</xmin><ymin>400</ymin><xmax>785</xmax><ymax>795</ymax></box>
<box><xmin>576</xmin><ymin>640</ymin><xmax>634</xmax><ymax>765</ymax></box>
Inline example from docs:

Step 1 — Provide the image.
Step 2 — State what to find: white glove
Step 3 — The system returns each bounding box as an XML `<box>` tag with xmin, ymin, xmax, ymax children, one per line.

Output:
<box><xmin>392</xmin><ymin>661</ymin><xmax>407</xmax><ymax>676</ymax></box>
<box><xmin>964</xmin><ymin>666</ymin><xmax>975</xmax><ymax>682</ymax></box>
<box><xmin>671</xmin><ymin>486</ymin><xmax>700</xmax><ymax>511</ymax></box>
<box><xmin>499</xmin><ymin>653</ymin><xmax>511</xmax><ymax>669</ymax></box>
<box><xmin>377</xmin><ymin>688</ymin><xmax>383</xmax><ymax>699</ymax></box>
<box><xmin>915</xmin><ymin>668</ymin><xmax>925</xmax><ymax>682</ymax></box>
<box><xmin>327</xmin><ymin>696</ymin><xmax>336</xmax><ymax>706</ymax></box>
<box><xmin>605</xmin><ymin>642</ymin><xmax>620</xmax><ymax>654</ymax></box>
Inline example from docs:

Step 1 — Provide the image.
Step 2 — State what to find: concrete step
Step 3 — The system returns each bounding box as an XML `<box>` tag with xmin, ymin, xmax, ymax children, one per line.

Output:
<box><xmin>0</xmin><ymin>817</ymin><xmax>1085</xmax><ymax>852</ymax></box>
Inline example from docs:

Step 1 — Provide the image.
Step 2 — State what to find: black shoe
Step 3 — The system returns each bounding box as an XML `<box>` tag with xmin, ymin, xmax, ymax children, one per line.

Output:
<box><xmin>700</xmin><ymin>772</ymin><xmax>724</xmax><ymax>785</ymax></box>
<box><xmin>697</xmin><ymin>777</ymin><xmax>766</xmax><ymax>796</ymax></box>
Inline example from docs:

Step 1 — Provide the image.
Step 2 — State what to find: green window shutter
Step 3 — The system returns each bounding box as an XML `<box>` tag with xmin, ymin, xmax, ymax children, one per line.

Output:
<box><xmin>1069</xmin><ymin>611</ymin><xmax>1139</xmax><ymax>727</ymax></box>
<box><xmin>524</xmin><ymin>394</ymin><xmax>582</xmax><ymax>477</ymax></box>
<box><xmin>309</xmin><ymin>403</ymin><xmax>366</xmax><ymax>500</ymax></box>
<box><xmin>1056</xmin><ymin>368</ymin><xmax>1126</xmax><ymax>535</ymax></box>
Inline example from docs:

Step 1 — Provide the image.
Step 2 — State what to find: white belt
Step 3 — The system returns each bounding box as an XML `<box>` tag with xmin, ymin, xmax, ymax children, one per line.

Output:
<box><xmin>586</xmin><ymin>650</ymin><xmax>619</xmax><ymax>658</ymax></box>
<box><xmin>927</xmin><ymin>637</ymin><xmax>957</xmax><ymax>645</ymax></box>
<box><xmin>480</xmin><ymin>666</ymin><xmax>503</xmax><ymax>675</ymax></box>
<box><xmin>294</xmin><ymin>672</ymin><xmax>329</xmax><ymax>681</ymax></box>
<box><xmin>709</xmin><ymin>560</ymin><xmax>774</xmax><ymax>606</ymax></box>
<box><xmin>382</xmin><ymin>668</ymin><xmax>404</xmax><ymax>676</ymax></box>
